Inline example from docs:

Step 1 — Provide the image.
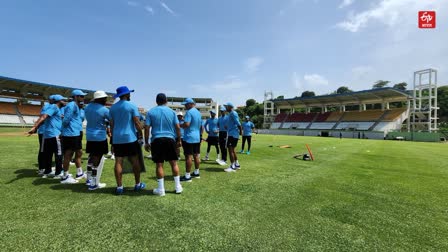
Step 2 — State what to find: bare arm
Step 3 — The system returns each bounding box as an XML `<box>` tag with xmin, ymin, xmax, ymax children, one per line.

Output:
<box><xmin>27</xmin><ymin>114</ymin><xmax>49</xmax><ymax>135</ymax></box>
<box><xmin>175</xmin><ymin>124</ymin><xmax>182</xmax><ymax>147</ymax></box>
<box><xmin>133</xmin><ymin>116</ymin><xmax>143</xmax><ymax>140</ymax></box>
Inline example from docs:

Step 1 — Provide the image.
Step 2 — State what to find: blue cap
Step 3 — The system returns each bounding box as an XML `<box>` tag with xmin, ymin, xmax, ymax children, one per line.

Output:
<box><xmin>114</xmin><ymin>86</ymin><xmax>134</xmax><ymax>98</ymax></box>
<box><xmin>52</xmin><ymin>95</ymin><xmax>67</xmax><ymax>102</ymax></box>
<box><xmin>224</xmin><ymin>102</ymin><xmax>234</xmax><ymax>108</ymax></box>
<box><xmin>49</xmin><ymin>95</ymin><xmax>55</xmax><ymax>100</ymax></box>
<box><xmin>245</xmin><ymin>115</ymin><xmax>250</xmax><ymax>119</ymax></box>
<box><xmin>181</xmin><ymin>98</ymin><xmax>195</xmax><ymax>105</ymax></box>
<box><xmin>219</xmin><ymin>105</ymin><xmax>226</xmax><ymax>111</ymax></box>
<box><xmin>72</xmin><ymin>89</ymin><xmax>87</xmax><ymax>96</ymax></box>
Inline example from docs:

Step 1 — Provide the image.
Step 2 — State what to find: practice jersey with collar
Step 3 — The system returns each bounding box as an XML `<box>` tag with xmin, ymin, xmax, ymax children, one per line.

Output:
<box><xmin>145</xmin><ymin>105</ymin><xmax>179</xmax><ymax>143</ymax></box>
<box><xmin>38</xmin><ymin>103</ymin><xmax>51</xmax><ymax>134</ymax></box>
<box><xmin>218</xmin><ymin>115</ymin><xmax>228</xmax><ymax>132</ymax></box>
<box><xmin>84</xmin><ymin>103</ymin><xmax>110</xmax><ymax>141</ymax></box>
<box><xmin>226</xmin><ymin>110</ymin><xmax>241</xmax><ymax>138</ymax></box>
<box><xmin>242</xmin><ymin>121</ymin><xmax>255</xmax><ymax>136</ymax></box>
<box><xmin>204</xmin><ymin>118</ymin><xmax>219</xmax><ymax>137</ymax></box>
<box><xmin>61</xmin><ymin>101</ymin><xmax>82</xmax><ymax>137</ymax></box>
<box><xmin>109</xmin><ymin>100</ymin><xmax>140</xmax><ymax>144</ymax></box>
<box><xmin>183</xmin><ymin>107</ymin><xmax>202</xmax><ymax>143</ymax></box>
<box><xmin>43</xmin><ymin>104</ymin><xmax>62</xmax><ymax>139</ymax></box>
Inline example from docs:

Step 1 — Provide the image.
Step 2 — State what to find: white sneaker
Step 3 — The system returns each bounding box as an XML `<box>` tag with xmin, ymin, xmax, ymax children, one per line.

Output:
<box><xmin>146</xmin><ymin>155</ymin><xmax>152</xmax><ymax>159</ymax></box>
<box><xmin>38</xmin><ymin>169</ymin><xmax>45</xmax><ymax>175</ymax></box>
<box><xmin>217</xmin><ymin>160</ymin><xmax>227</xmax><ymax>166</ymax></box>
<box><xmin>153</xmin><ymin>188</ymin><xmax>166</xmax><ymax>196</ymax></box>
<box><xmin>224</xmin><ymin>167</ymin><xmax>236</xmax><ymax>172</ymax></box>
<box><xmin>42</xmin><ymin>171</ymin><xmax>55</xmax><ymax>178</ymax></box>
<box><xmin>110</xmin><ymin>155</ymin><xmax>115</xmax><ymax>160</ymax></box>
<box><xmin>88</xmin><ymin>183</ymin><xmax>106</xmax><ymax>190</ymax></box>
<box><xmin>107</xmin><ymin>151</ymin><xmax>112</xmax><ymax>156</ymax></box>
<box><xmin>175</xmin><ymin>186</ymin><xmax>183</xmax><ymax>194</ymax></box>
<box><xmin>61</xmin><ymin>175</ymin><xmax>79</xmax><ymax>184</ymax></box>
<box><xmin>202</xmin><ymin>156</ymin><xmax>209</xmax><ymax>161</ymax></box>
<box><xmin>69</xmin><ymin>162</ymin><xmax>75</xmax><ymax>166</ymax></box>
<box><xmin>53</xmin><ymin>173</ymin><xmax>64</xmax><ymax>179</ymax></box>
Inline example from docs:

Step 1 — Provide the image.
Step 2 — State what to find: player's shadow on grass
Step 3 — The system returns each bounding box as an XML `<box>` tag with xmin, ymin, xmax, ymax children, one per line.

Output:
<box><xmin>203</xmin><ymin>167</ymin><xmax>224</xmax><ymax>172</ymax></box>
<box><xmin>49</xmin><ymin>184</ymin><xmax>178</xmax><ymax>196</ymax></box>
<box><xmin>6</xmin><ymin>168</ymin><xmax>40</xmax><ymax>184</ymax></box>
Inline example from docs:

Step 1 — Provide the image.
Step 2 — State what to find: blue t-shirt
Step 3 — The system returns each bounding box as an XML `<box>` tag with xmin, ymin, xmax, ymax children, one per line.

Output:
<box><xmin>179</xmin><ymin>120</ymin><xmax>185</xmax><ymax>139</ymax></box>
<box><xmin>227</xmin><ymin>110</ymin><xmax>241</xmax><ymax>138</ymax></box>
<box><xmin>218</xmin><ymin>115</ymin><xmax>228</xmax><ymax>133</ymax></box>
<box><xmin>145</xmin><ymin>105</ymin><xmax>179</xmax><ymax>142</ymax></box>
<box><xmin>85</xmin><ymin>103</ymin><xmax>110</xmax><ymax>141</ymax></box>
<box><xmin>204</xmin><ymin>117</ymin><xmax>219</xmax><ymax>137</ymax></box>
<box><xmin>62</xmin><ymin>101</ymin><xmax>82</xmax><ymax>137</ymax></box>
<box><xmin>183</xmin><ymin>107</ymin><xmax>202</xmax><ymax>143</ymax></box>
<box><xmin>43</xmin><ymin>104</ymin><xmax>62</xmax><ymax>139</ymax></box>
<box><xmin>109</xmin><ymin>100</ymin><xmax>140</xmax><ymax>144</ymax></box>
<box><xmin>242</xmin><ymin>121</ymin><xmax>255</xmax><ymax>136</ymax></box>
<box><xmin>38</xmin><ymin>103</ymin><xmax>50</xmax><ymax>134</ymax></box>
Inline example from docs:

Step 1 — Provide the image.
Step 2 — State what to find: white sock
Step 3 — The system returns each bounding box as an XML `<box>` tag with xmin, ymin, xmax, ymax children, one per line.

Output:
<box><xmin>185</xmin><ymin>173</ymin><xmax>191</xmax><ymax>179</ymax></box>
<box><xmin>235</xmin><ymin>160</ymin><xmax>240</xmax><ymax>165</ymax></box>
<box><xmin>157</xmin><ymin>178</ymin><xmax>164</xmax><ymax>190</ymax></box>
<box><xmin>231</xmin><ymin>163</ymin><xmax>236</xmax><ymax>168</ymax></box>
<box><xmin>194</xmin><ymin>169</ymin><xmax>200</xmax><ymax>175</ymax></box>
<box><xmin>174</xmin><ymin>176</ymin><xmax>180</xmax><ymax>187</ymax></box>
<box><xmin>76</xmin><ymin>167</ymin><xmax>83</xmax><ymax>175</ymax></box>
<box><xmin>117</xmin><ymin>185</ymin><xmax>123</xmax><ymax>189</ymax></box>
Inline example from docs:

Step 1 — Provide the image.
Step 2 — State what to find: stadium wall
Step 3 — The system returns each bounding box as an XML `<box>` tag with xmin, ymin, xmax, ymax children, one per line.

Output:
<box><xmin>385</xmin><ymin>132</ymin><xmax>441</xmax><ymax>142</ymax></box>
<box><xmin>258</xmin><ymin>129</ymin><xmax>385</xmax><ymax>140</ymax></box>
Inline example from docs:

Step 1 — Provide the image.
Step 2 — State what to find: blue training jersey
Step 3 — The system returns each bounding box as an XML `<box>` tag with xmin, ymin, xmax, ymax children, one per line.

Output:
<box><xmin>145</xmin><ymin>105</ymin><xmax>179</xmax><ymax>142</ymax></box>
<box><xmin>226</xmin><ymin>110</ymin><xmax>241</xmax><ymax>138</ymax></box>
<box><xmin>85</xmin><ymin>103</ymin><xmax>110</xmax><ymax>141</ymax></box>
<box><xmin>242</xmin><ymin>121</ymin><xmax>255</xmax><ymax>136</ymax></box>
<box><xmin>183</xmin><ymin>107</ymin><xmax>202</xmax><ymax>143</ymax></box>
<box><xmin>38</xmin><ymin>103</ymin><xmax>50</xmax><ymax>134</ymax></box>
<box><xmin>43</xmin><ymin>104</ymin><xmax>62</xmax><ymax>139</ymax></box>
<box><xmin>61</xmin><ymin>101</ymin><xmax>82</xmax><ymax>137</ymax></box>
<box><xmin>204</xmin><ymin>117</ymin><xmax>219</xmax><ymax>137</ymax></box>
<box><xmin>109</xmin><ymin>100</ymin><xmax>140</xmax><ymax>144</ymax></box>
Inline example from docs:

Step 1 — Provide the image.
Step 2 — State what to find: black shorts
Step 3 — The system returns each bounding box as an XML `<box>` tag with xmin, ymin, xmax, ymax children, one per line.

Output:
<box><xmin>226</xmin><ymin>136</ymin><xmax>239</xmax><ymax>148</ymax></box>
<box><xmin>43</xmin><ymin>136</ymin><xmax>63</xmax><ymax>155</ymax></box>
<box><xmin>86</xmin><ymin>140</ymin><xmax>109</xmax><ymax>155</ymax></box>
<box><xmin>113</xmin><ymin>141</ymin><xmax>140</xmax><ymax>157</ymax></box>
<box><xmin>61</xmin><ymin>135</ymin><xmax>82</xmax><ymax>151</ymax></box>
<box><xmin>207</xmin><ymin>136</ymin><xmax>219</xmax><ymax>145</ymax></box>
<box><xmin>151</xmin><ymin>137</ymin><xmax>178</xmax><ymax>163</ymax></box>
<box><xmin>182</xmin><ymin>141</ymin><xmax>200</xmax><ymax>156</ymax></box>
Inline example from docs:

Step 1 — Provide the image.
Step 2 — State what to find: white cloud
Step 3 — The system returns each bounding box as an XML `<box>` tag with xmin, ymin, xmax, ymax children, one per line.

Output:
<box><xmin>160</xmin><ymin>1</ymin><xmax>177</xmax><ymax>16</ymax></box>
<box><xmin>127</xmin><ymin>1</ymin><xmax>139</xmax><ymax>7</ymax></box>
<box><xmin>244</xmin><ymin>57</ymin><xmax>264</xmax><ymax>74</ymax></box>
<box><xmin>304</xmin><ymin>74</ymin><xmax>329</xmax><ymax>86</ymax></box>
<box><xmin>144</xmin><ymin>6</ymin><xmax>154</xmax><ymax>15</ymax></box>
<box><xmin>339</xmin><ymin>0</ymin><xmax>354</xmax><ymax>9</ymax></box>
<box><xmin>337</xmin><ymin>0</ymin><xmax>443</xmax><ymax>32</ymax></box>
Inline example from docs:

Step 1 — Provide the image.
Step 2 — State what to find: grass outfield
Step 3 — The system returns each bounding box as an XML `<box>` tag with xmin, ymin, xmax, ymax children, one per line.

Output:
<box><xmin>1</xmin><ymin>127</ymin><xmax>447</xmax><ymax>251</ymax></box>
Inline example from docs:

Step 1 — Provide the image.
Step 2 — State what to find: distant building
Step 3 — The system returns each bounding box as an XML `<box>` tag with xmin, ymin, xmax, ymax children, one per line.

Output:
<box><xmin>166</xmin><ymin>97</ymin><xmax>218</xmax><ymax>119</ymax></box>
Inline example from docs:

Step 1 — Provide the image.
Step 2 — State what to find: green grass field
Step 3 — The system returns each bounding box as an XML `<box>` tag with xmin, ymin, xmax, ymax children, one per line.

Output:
<box><xmin>1</xmin><ymin>127</ymin><xmax>447</xmax><ymax>251</ymax></box>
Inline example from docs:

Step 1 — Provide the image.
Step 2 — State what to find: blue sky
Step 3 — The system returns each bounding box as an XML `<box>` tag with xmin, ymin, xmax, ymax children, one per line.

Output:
<box><xmin>0</xmin><ymin>0</ymin><xmax>447</xmax><ymax>108</ymax></box>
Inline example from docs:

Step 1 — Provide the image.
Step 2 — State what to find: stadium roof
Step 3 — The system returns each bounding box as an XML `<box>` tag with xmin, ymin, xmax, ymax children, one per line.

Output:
<box><xmin>0</xmin><ymin>75</ymin><xmax>115</xmax><ymax>101</ymax></box>
<box><xmin>166</xmin><ymin>97</ymin><xmax>214</xmax><ymax>103</ymax></box>
<box><xmin>272</xmin><ymin>87</ymin><xmax>411</xmax><ymax>108</ymax></box>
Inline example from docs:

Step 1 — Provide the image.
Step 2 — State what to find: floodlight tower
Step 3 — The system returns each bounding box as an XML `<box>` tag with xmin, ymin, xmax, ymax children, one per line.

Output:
<box><xmin>263</xmin><ymin>91</ymin><xmax>275</xmax><ymax>129</ymax></box>
<box><xmin>408</xmin><ymin>69</ymin><xmax>438</xmax><ymax>133</ymax></box>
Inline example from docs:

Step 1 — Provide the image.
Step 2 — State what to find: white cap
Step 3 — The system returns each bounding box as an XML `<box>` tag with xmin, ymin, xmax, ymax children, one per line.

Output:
<box><xmin>94</xmin><ymin>90</ymin><xmax>108</xmax><ymax>100</ymax></box>
<box><xmin>176</xmin><ymin>111</ymin><xmax>184</xmax><ymax>116</ymax></box>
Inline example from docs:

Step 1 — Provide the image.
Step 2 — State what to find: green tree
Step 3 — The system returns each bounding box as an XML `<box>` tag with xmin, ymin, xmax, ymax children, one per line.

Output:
<box><xmin>373</xmin><ymin>80</ymin><xmax>390</xmax><ymax>89</ymax></box>
<box><xmin>393</xmin><ymin>82</ymin><xmax>407</xmax><ymax>90</ymax></box>
<box><xmin>438</xmin><ymin>86</ymin><xmax>448</xmax><ymax>122</ymax></box>
<box><xmin>246</xmin><ymin>99</ymin><xmax>256</xmax><ymax>107</ymax></box>
<box><xmin>276</xmin><ymin>95</ymin><xmax>284</xmax><ymax>99</ymax></box>
<box><xmin>336</xmin><ymin>86</ymin><xmax>352</xmax><ymax>94</ymax></box>
<box><xmin>301</xmin><ymin>91</ymin><xmax>315</xmax><ymax>97</ymax></box>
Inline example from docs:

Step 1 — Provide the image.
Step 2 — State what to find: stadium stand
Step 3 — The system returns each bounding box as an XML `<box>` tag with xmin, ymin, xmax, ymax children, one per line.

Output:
<box><xmin>0</xmin><ymin>114</ymin><xmax>21</xmax><ymax>124</ymax></box>
<box><xmin>0</xmin><ymin>102</ymin><xmax>17</xmax><ymax>114</ymax></box>
<box><xmin>22</xmin><ymin>115</ymin><xmax>39</xmax><ymax>124</ymax></box>
<box><xmin>18</xmin><ymin>104</ymin><xmax>41</xmax><ymax>116</ymax></box>
<box><xmin>266</xmin><ymin>88</ymin><xmax>411</xmax><ymax>139</ymax></box>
